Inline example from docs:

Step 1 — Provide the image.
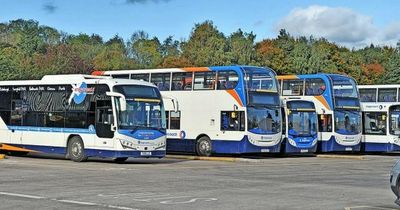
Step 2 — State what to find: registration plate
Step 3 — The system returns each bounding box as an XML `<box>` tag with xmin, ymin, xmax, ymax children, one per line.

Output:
<box><xmin>300</xmin><ymin>149</ymin><xmax>308</xmax><ymax>153</ymax></box>
<box><xmin>261</xmin><ymin>149</ymin><xmax>270</xmax><ymax>153</ymax></box>
<box><xmin>345</xmin><ymin>147</ymin><xmax>353</xmax><ymax>151</ymax></box>
<box><xmin>140</xmin><ymin>152</ymin><xmax>152</xmax><ymax>156</ymax></box>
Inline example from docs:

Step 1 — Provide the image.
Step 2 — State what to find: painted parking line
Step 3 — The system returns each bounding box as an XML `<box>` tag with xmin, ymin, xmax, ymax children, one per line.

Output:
<box><xmin>0</xmin><ymin>192</ymin><xmax>44</xmax><ymax>199</ymax></box>
<box><xmin>0</xmin><ymin>191</ymin><xmax>139</xmax><ymax>210</ymax></box>
<box><xmin>344</xmin><ymin>206</ymin><xmax>399</xmax><ymax>210</ymax></box>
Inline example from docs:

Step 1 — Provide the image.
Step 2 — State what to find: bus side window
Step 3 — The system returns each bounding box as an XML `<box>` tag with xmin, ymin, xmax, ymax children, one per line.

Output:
<box><xmin>194</xmin><ymin>72</ymin><xmax>216</xmax><ymax>90</ymax></box>
<box><xmin>169</xmin><ymin>111</ymin><xmax>181</xmax><ymax>129</ymax></box>
<box><xmin>305</xmin><ymin>78</ymin><xmax>325</xmax><ymax>96</ymax></box>
<box><xmin>171</xmin><ymin>72</ymin><xmax>192</xmax><ymax>91</ymax></box>
<box><xmin>151</xmin><ymin>73</ymin><xmax>171</xmax><ymax>91</ymax></box>
<box><xmin>0</xmin><ymin>89</ymin><xmax>11</xmax><ymax>125</ymax></box>
<box><xmin>131</xmin><ymin>73</ymin><xmax>150</xmax><ymax>82</ymax></box>
<box><xmin>217</xmin><ymin>71</ymin><xmax>239</xmax><ymax>90</ymax></box>
<box><xmin>318</xmin><ymin>114</ymin><xmax>332</xmax><ymax>132</ymax></box>
<box><xmin>220</xmin><ymin>111</ymin><xmax>245</xmax><ymax>131</ymax></box>
<box><xmin>282</xmin><ymin>79</ymin><xmax>304</xmax><ymax>96</ymax></box>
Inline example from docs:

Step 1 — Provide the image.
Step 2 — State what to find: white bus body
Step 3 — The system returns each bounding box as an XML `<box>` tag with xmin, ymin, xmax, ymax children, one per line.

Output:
<box><xmin>359</xmin><ymin>85</ymin><xmax>400</xmax><ymax>152</ymax></box>
<box><xmin>0</xmin><ymin>75</ymin><xmax>167</xmax><ymax>162</ymax></box>
<box><xmin>95</xmin><ymin>66</ymin><xmax>283</xmax><ymax>156</ymax></box>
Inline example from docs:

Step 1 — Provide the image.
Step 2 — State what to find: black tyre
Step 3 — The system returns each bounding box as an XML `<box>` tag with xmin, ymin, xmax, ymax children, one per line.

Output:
<box><xmin>67</xmin><ymin>136</ymin><xmax>87</xmax><ymax>162</ymax></box>
<box><xmin>114</xmin><ymin>157</ymin><xmax>128</xmax><ymax>163</ymax></box>
<box><xmin>196</xmin><ymin>136</ymin><xmax>212</xmax><ymax>157</ymax></box>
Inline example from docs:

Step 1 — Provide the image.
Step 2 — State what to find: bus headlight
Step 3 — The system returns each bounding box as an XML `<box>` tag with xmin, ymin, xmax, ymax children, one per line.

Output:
<box><xmin>312</xmin><ymin>138</ymin><xmax>318</xmax><ymax>146</ymax></box>
<box><xmin>288</xmin><ymin>138</ymin><xmax>296</xmax><ymax>147</ymax></box>
<box><xmin>119</xmin><ymin>139</ymin><xmax>136</xmax><ymax>149</ymax></box>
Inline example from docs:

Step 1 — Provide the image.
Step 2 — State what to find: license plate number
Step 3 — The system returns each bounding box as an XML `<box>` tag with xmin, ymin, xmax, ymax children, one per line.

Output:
<box><xmin>300</xmin><ymin>149</ymin><xmax>308</xmax><ymax>153</ymax></box>
<box><xmin>261</xmin><ymin>149</ymin><xmax>270</xmax><ymax>153</ymax></box>
<box><xmin>140</xmin><ymin>152</ymin><xmax>152</xmax><ymax>156</ymax></box>
<box><xmin>345</xmin><ymin>147</ymin><xmax>352</xmax><ymax>151</ymax></box>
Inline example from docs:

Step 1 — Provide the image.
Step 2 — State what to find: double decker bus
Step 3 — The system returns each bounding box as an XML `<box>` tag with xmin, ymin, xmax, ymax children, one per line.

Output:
<box><xmin>94</xmin><ymin>66</ymin><xmax>282</xmax><ymax>156</ymax></box>
<box><xmin>277</xmin><ymin>74</ymin><xmax>362</xmax><ymax>152</ymax></box>
<box><xmin>0</xmin><ymin>74</ymin><xmax>167</xmax><ymax>162</ymax></box>
<box><xmin>281</xmin><ymin>99</ymin><xmax>318</xmax><ymax>154</ymax></box>
<box><xmin>359</xmin><ymin>85</ymin><xmax>400</xmax><ymax>152</ymax></box>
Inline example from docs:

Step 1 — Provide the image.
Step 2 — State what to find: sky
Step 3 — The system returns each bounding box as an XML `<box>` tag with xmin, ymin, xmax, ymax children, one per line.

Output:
<box><xmin>1</xmin><ymin>0</ymin><xmax>400</xmax><ymax>48</ymax></box>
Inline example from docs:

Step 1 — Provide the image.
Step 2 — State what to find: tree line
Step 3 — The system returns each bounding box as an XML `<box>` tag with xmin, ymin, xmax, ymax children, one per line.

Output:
<box><xmin>0</xmin><ymin>19</ymin><xmax>399</xmax><ymax>84</ymax></box>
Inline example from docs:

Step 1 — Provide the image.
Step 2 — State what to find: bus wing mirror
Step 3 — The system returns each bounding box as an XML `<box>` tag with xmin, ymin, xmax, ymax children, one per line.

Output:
<box><xmin>162</xmin><ymin>95</ymin><xmax>179</xmax><ymax>112</ymax></box>
<box><xmin>106</xmin><ymin>92</ymin><xmax>127</xmax><ymax>112</ymax></box>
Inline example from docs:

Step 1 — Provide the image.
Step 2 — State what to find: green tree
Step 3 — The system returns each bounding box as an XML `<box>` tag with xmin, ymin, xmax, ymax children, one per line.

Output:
<box><xmin>181</xmin><ymin>21</ymin><xmax>229</xmax><ymax>66</ymax></box>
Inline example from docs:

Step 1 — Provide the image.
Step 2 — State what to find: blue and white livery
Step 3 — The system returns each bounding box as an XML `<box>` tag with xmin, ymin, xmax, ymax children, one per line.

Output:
<box><xmin>0</xmin><ymin>74</ymin><xmax>167</xmax><ymax>162</ymax></box>
<box><xmin>278</xmin><ymin>74</ymin><xmax>362</xmax><ymax>152</ymax></box>
<box><xmin>96</xmin><ymin>66</ymin><xmax>282</xmax><ymax>156</ymax></box>
<box><xmin>359</xmin><ymin>84</ymin><xmax>400</xmax><ymax>152</ymax></box>
<box><xmin>281</xmin><ymin>99</ymin><xmax>318</xmax><ymax>154</ymax></box>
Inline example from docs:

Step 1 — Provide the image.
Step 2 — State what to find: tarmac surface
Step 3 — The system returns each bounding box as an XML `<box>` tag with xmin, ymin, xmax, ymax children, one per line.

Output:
<box><xmin>0</xmin><ymin>153</ymin><xmax>399</xmax><ymax>210</ymax></box>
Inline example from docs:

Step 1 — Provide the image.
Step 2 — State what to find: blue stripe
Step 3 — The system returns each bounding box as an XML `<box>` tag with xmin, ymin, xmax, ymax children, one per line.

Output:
<box><xmin>7</xmin><ymin>126</ymin><xmax>95</xmax><ymax>134</ymax></box>
<box><xmin>167</xmin><ymin>136</ymin><xmax>281</xmax><ymax>154</ymax></box>
<box><xmin>362</xmin><ymin>142</ymin><xmax>400</xmax><ymax>152</ymax></box>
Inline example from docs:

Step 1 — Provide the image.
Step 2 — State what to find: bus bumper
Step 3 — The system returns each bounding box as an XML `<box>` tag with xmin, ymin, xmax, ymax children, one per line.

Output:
<box><xmin>318</xmin><ymin>136</ymin><xmax>360</xmax><ymax>152</ymax></box>
<box><xmin>86</xmin><ymin>149</ymin><xmax>166</xmax><ymax>158</ymax></box>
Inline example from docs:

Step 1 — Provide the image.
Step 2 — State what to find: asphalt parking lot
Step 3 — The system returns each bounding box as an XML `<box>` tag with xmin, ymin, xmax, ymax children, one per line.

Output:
<box><xmin>0</xmin><ymin>154</ymin><xmax>399</xmax><ymax>210</ymax></box>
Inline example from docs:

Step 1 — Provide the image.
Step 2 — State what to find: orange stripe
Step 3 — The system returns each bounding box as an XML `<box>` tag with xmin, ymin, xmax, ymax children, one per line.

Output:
<box><xmin>226</xmin><ymin>89</ymin><xmax>243</xmax><ymax>107</ymax></box>
<box><xmin>315</xmin><ymin>95</ymin><xmax>331</xmax><ymax>110</ymax></box>
<box><xmin>0</xmin><ymin>143</ymin><xmax>37</xmax><ymax>153</ymax></box>
<box><xmin>276</xmin><ymin>75</ymin><xmax>299</xmax><ymax>80</ymax></box>
<box><xmin>181</xmin><ymin>67</ymin><xmax>210</xmax><ymax>72</ymax></box>
<box><xmin>91</xmin><ymin>70</ymin><xmax>105</xmax><ymax>76</ymax></box>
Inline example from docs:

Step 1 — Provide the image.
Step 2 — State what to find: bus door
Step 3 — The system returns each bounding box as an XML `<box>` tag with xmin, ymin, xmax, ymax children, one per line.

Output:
<box><xmin>318</xmin><ymin>114</ymin><xmax>333</xmax><ymax>141</ymax></box>
<box><xmin>95</xmin><ymin>100</ymin><xmax>115</xmax><ymax>148</ymax></box>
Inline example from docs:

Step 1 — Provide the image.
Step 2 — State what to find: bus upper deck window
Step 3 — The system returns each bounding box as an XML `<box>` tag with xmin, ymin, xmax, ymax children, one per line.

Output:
<box><xmin>171</xmin><ymin>72</ymin><xmax>193</xmax><ymax>91</ymax></box>
<box><xmin>305</xmin><ymin>78</ymin><xmax>325</xmax><ymax>96</ymax></box>
<box><xmin>217</xmin><ymin>71</ymin><xmax>239</xmax><ymax>90</ymax></box>
<box><xmin>282</xmin><ymin>79</ymin><xmax>304</xmax><ymax>96</ymax></box>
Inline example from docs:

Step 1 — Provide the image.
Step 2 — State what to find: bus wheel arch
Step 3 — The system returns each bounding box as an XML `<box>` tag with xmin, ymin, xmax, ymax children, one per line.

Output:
<box><xmin>66</xmin><ymin>135</ymin><xmax>88</xmax><ymax>162</ymax></box>
<box><xmin>195</xmin><ymin>134</ymin><xmax>212</xmax><ymax>157</ymax></box>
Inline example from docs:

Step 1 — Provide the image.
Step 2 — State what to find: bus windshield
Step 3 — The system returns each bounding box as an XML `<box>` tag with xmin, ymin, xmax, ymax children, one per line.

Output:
<box><xmin>116</xmin><ymin>99</ymin><xmax>166</xmax><ymax>130</ymax></box>
<box><xmin>330</xmin><ymin>75</ymin><xmax>358</xmax><ymax>98</ymax></box>
<box><xmin>390</xmin><ymin>106</ymin><xmax>400</xmax><ymax>135</ymax></box>
<box><xmin>114</xmin><ymin>85</ymin><xmax>166</xmax><ymax>130</ymax></box>
<box><xmin>247</xmin><ymin>106</ymin><xmax>281</xmax><ymax>134</ymax></box>
<box><xmin>288</xmin><ymin>111</ymin><xmax>317</xmax><ymax>137</ymax></box>
<box><xmin>243</xmin><ymin>67</ymin><xmax>278</xmax><ymax>92</ymax></box>
<box><xmin>334</xmin><ymin>110</ymin><xmax>361</xmax><ymax>135</ymax></box>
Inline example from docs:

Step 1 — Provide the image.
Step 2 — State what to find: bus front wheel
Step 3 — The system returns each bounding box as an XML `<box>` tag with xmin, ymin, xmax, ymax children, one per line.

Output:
<box><xmin>196</xmin><ymin>136</ymin><xmax>212</xmax><ymax>157</ymax></box>
<box><xmin>67</xmin><ymin>136</ymin><xmax>88</xmax><ymax>162</ymax></box>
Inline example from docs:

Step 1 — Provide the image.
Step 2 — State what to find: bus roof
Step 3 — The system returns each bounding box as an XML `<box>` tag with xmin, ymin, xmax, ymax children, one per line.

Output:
<box><xmin>359</xmin><ymin>84</ymin><xmax>400</xmax><ymax>89</ymax></box>
<box><xmin>93</xmin><ymin>65</ymin><xmax>275</xmax><ymax>75</ymax></box>
<box><xmin>0</xmin><ymin>74</ymin><xmax>157</xmax><ymax>88</ymax></box>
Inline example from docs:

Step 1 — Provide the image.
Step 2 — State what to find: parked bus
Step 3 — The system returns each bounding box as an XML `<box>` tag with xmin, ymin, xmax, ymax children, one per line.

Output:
<box><xmin>0</xmin><ymin>74</ymin><xmax>167</xmax><ymax>162</ymax></box>
<box><xmin>359</xmin><ymin>85</ymin><xmax>400</xmax><ymax>152</ymax></box>
<box><xmin>277</xmin><ymin>74</ymin><xmax>362</xmax><ymax>152</ymax></box>
<box><xmin>281</xmin><ymin>99</ymin><xmax>318</xmax><ymax>154</ymax></box>
<box><xmin>94</xmin><ymin>66</ymin><xmax>282</xmax><ymax>156</ymax></box>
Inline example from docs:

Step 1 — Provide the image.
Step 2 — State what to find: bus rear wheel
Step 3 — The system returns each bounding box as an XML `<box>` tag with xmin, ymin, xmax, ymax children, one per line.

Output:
<box><xmin>196</xmin><ymin>136</ymin><xmax>212</xmax><ymax>157</ymax></box>
<box><xmin>67</xmin><ymin>136</ymin><xmax>88</xmax><ymax>162</ymax></box>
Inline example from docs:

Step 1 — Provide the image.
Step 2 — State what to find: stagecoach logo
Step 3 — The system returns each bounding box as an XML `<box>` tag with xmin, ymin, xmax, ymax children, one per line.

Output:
<box><xmin>68</xmin><ymin>82</ymin><xmax>95</xmax><ymax>105</ymax></box>
<box><xmin>179</xmin><ymin>131</ymin><xmax>186</xmax><ymax>139</ymax></box>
